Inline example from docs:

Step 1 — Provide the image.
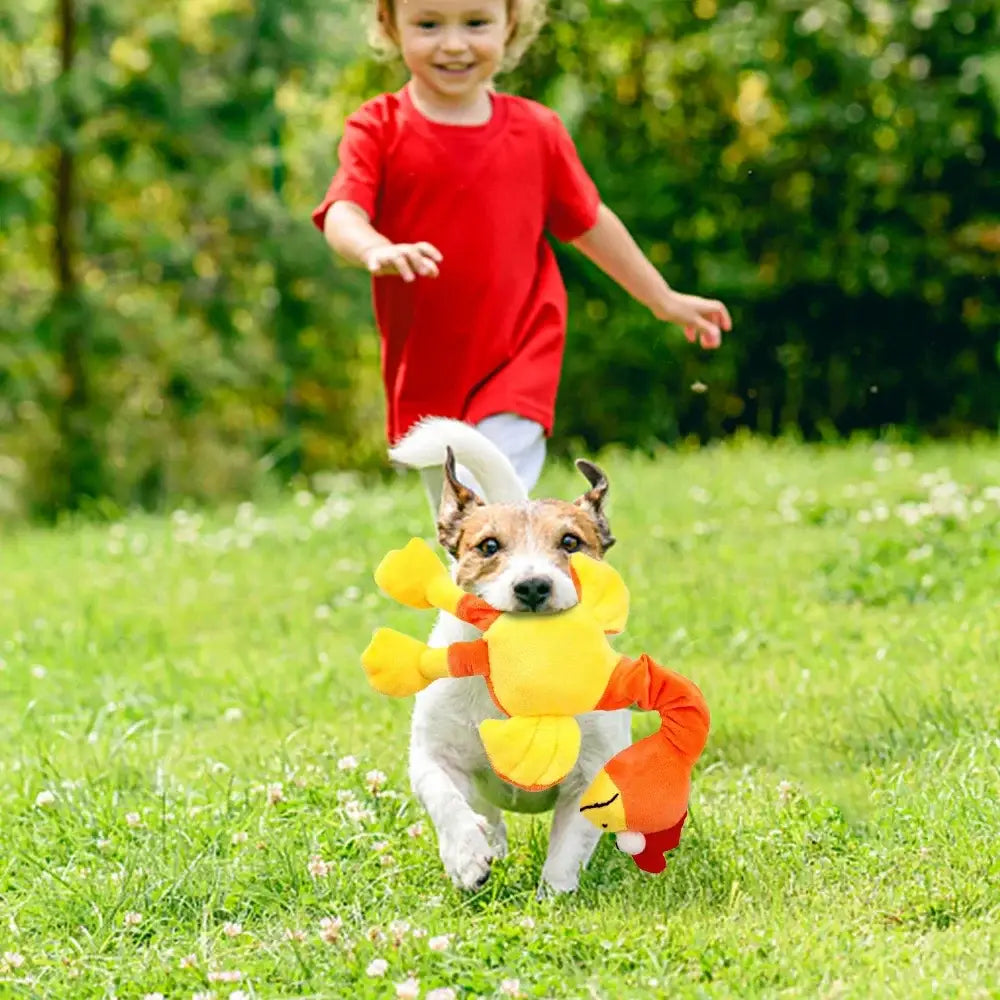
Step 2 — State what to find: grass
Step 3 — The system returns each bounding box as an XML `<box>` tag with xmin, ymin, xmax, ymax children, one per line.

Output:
<box><xmin>1</xmin><ymin>435</ymin><xmax>999</xmax><ymax>1000</ymax></box>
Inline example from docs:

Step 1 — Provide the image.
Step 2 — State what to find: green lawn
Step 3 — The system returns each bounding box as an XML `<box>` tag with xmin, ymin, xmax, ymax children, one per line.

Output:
<box><xmin>1</xmin><ymin>437</ymin><xmax>999</xmax><ymax>1000</ymax></box>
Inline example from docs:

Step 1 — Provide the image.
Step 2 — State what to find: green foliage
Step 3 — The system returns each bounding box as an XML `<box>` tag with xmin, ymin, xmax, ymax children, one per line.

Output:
<box><xmin>1</xmin><ymin>440</ymin><xmax>998</xmax><ymax>996</ymax></box>
<box><xmin>1</xmin><ymin>0</ymin><xmax>998</xmax><ymax>517</ymax></box>
<box><xmin>506</xmin><ymin>0</ymin><xmax>1000</xmax><ymax>449</ymax></box>
<box><xmin>2</xmin><ymin>0</ymin><xmax>383</xmax><ymax>518</ymax></box>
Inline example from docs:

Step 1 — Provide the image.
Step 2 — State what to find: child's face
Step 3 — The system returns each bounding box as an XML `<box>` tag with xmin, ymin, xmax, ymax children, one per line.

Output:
<box><xmin>390</xmin><ymin>0</ymin><xmax>511</xmax><ymax>107</ymax></box>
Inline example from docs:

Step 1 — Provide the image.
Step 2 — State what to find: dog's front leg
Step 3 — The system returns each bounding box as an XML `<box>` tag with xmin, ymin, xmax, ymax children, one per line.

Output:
<box><xmin>409</xmin><ymin>680</ymin><xmax>505</xmax><ymax>892</ymax></box>
<box><xmin>539</xmin><ymin>708</ymin><xmax>632</xmax><ymax>895</ymax></box>
<box><xmin>539</xmin><ymin>792</ymin><xmax>604</xmax><ymax>895</ymax></box>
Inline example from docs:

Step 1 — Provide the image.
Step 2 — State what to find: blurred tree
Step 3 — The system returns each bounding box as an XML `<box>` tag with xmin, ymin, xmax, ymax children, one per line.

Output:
<box><xmin>1</xmin><ymin>0</ymin><xmax>380</xmax><ymax>516</ymax></box>
<box><xmin>506</xmin><ymin>0</ymin><xmax>1000</xmax><ymax>450</ymax></box>
<box><xmin>0</xmin><ymin>0</ymin><xmax>997</xmax><ymax>519</ymax></box>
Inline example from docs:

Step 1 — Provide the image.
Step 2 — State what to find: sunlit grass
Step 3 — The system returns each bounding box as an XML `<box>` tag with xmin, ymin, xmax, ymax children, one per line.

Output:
<box><xmin>1</xmin><ymin>437</ymin><xmax>998</xmax><ymax>999</ymax></box>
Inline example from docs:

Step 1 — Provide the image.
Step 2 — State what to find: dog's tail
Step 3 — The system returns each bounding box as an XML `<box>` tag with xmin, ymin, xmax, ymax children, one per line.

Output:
<box><xmin>389</xmin><ymin>418</ymin><xmax>528</xmax><ymax>503</ymax></box>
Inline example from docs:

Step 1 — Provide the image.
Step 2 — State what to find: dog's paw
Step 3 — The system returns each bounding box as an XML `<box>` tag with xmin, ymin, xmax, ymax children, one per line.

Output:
<box><xmin>536</xmin><ymin>871</ymin><xmax>580</xmax><ymax>899</ymax></box>
<box><xmin>439</xmin><ymin>813</ymin><xmax>497</xmax><ymax>892</ymax></box>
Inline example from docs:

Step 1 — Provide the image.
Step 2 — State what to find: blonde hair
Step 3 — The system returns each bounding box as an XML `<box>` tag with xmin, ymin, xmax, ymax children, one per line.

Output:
<box><xmin>369</xmin><ymin>0</ymin><xmax>548</xmax><ymax>72</ymax></box>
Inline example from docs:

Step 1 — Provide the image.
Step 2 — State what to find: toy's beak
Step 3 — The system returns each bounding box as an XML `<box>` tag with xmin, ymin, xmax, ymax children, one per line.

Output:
<box><xmin>578</xmin><ymin>768</ymin><xmax>628</xmax><ymax>832</ymax></box>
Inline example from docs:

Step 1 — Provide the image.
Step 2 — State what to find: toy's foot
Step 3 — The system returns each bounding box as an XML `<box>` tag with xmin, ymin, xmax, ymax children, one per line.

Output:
<box><xmin>374</xmin><ymin>538</ymin><xmax>447</xmax><ymax>609</ymax></box>
<box><xmin>361</xmin><ymin>628</ymin><xmax>432</xmax><ymax>697</ymax></box>
<box><xmin>479</xmin><ymin>716</ymin><xmax>581</xmax><ymax>791</ymax></box>
<box><xmin>628</xmin><ymin>815</ymin><xmax>687</xmax><ymax>875</ymax></box>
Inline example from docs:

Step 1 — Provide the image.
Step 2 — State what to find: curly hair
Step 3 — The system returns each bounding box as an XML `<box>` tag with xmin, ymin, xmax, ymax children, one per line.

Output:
<box><xmin>369</xmin><ymin>0</ymin><xmax>548</xmax><ymax>72</ymax></box>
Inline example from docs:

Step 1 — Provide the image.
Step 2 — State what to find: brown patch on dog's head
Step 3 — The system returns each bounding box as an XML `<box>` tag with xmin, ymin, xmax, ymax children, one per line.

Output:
<box><xmin>437</xmin><ymin>453</ymin><xmax>616</xmax><ymax>612</ymax></box>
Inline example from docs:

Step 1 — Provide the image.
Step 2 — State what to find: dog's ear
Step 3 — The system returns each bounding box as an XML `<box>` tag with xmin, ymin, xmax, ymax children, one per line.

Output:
<box><xmin>438</xmin><ymin>446</ymin><xmax>485</xmax><ymax>556</ymax></box>
<box><xmin>573</xmin><ymin>459</ymin><xmax>616</xmax><ymax>551</ymax></box>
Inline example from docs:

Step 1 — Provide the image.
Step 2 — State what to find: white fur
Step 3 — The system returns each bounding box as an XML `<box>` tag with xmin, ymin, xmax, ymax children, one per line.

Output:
<box><xmin>396</xmin><ymin>418</ymin><xmax>631</xmax><ymax>894</ymax></box>
<box><xmin>389</xmin><ymin>418</ymin><xmax>528</xmax><ymax>504</ymax></box>
<box><xmin>479</xmin><ymin>551</ymin><xmax>579</xmax><ymax>614</ymax></box>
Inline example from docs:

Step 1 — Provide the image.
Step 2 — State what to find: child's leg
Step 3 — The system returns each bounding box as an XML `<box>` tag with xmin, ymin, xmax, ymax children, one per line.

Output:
<box><xmin>474</xmin><ymin>413</ymin><xmax>546</xmax><ymax>494</ymax></box>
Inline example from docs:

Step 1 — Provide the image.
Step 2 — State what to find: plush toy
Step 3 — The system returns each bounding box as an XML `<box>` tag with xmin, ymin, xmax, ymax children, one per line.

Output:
<box><xmin>361</xmin><ymin>537</ymin><xmax>710</xmax><ymax>874</ymax></box>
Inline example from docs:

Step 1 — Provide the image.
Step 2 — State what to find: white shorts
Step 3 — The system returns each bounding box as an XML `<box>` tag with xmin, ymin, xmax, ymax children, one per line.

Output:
<box><xmin>419</xmin><ymin>412</ymin><xmax>546</xmax><ymax>511</ymax></box>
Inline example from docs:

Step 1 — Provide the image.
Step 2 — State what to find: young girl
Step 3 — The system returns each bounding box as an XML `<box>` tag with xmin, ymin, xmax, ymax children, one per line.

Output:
<box><xmin>313</xmin><ymin>0</ymin><xmax>732</xmax><ymax>495</ymax></box>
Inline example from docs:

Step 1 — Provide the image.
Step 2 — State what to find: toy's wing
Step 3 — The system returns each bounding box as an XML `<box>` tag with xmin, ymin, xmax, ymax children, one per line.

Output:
<box><xmin>569</xmin><ymin>553</ymin><xmax>629</xmax><ymax>634</ymax></box>
<box><xmin>374</xmin><ymin>538</ymin><xmax>454</xmax><ymax>610</ymax></box>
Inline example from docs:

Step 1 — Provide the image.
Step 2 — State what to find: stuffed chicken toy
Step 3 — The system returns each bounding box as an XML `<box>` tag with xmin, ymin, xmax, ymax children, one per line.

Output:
<box><xmin>361</xmin><ymin>537</ymin><xmax>710</xmax><ymax>874</ymax></box>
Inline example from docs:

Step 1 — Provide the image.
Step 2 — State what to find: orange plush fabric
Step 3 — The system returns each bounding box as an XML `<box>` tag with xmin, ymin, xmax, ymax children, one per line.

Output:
<box><xmin>596</xmin><ymin>654</ymin><xmax>710</xmax><ymax>833</ymax></box>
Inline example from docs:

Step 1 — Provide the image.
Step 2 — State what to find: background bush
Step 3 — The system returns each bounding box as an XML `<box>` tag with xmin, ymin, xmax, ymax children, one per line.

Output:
<box><xmin>1</xmin><ymin>0</ymin><xmax>997</xmax><ymax>518</ymax></box>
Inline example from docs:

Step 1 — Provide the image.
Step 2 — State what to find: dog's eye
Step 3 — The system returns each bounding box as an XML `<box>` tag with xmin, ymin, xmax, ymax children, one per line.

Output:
<box><xmin>476</xmin><ymin>537</ymin><xmax>501</xmax><ymax>557</ymax></box>
<box><xmin>560</xmin><ymin>533</ymin><xmax>582</xmax><ymax>553</ymax></box>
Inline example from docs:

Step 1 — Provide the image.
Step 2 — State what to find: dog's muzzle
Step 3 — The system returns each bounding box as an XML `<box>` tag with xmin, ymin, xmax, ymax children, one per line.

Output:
<box><xmin>513</xmin><ymin>576</ymin><xmax>553</xmax><ymax>611</ymax></box>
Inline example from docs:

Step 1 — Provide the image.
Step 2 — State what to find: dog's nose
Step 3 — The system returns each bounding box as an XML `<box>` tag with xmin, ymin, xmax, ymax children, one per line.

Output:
<box><xmin>513</xmin><ymin>576</ymin><xmax>552</xmax><ymax>610</ymax></box>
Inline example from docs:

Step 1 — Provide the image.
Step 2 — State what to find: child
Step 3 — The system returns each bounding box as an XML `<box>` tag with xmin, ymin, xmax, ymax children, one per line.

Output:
<box><xmin>313</xmin><ymin>0</ymin><xmax>732</xmax><ymax>496</ymax></box>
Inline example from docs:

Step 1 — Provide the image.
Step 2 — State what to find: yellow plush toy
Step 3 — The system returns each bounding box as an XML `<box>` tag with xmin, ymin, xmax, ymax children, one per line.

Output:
<box><xmin>362</xmin><ymin>538</ymin><xmax>711</xmax><ymax>874</ymax></box>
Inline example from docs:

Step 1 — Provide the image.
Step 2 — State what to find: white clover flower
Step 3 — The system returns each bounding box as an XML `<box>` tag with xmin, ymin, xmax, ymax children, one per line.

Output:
<box><xmin>395</xmin><ymin>977</ymin><xmax>420</xmax><ymax>999</ymax></box>
<box><xmin>34</xmin><ymin>790</ymin><xmax>56</xmax><ymax>808</ymax></box>
<box><xmin>366</xmin><ymin>770</ymin><xmax>388</xmax><ymax>793</ymax></box>
<box><xmin>308</xmin><ymin>855</ymin><xmax>330</xmax><ymax>878</ymax></box>
<box><xmin>344</xmin><ymin>800</ymin><xmax>374</xmax><ymax>824</ymax></box>
<box><xmin>207</xmin><ymin>970</ymin><xmax>243</xmax><ymax>983</ymax></box>
<box><xmin>319</xmin><ymin>916</ymin><xmax>343</xmax><ymax>943</ymax></box>
<box><xmin>366</xmin><ymin>958</ymin><xmax>389</xmax><ymax>977</ymax></box>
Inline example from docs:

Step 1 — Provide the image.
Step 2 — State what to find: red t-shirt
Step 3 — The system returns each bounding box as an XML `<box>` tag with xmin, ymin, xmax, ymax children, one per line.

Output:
<box><xmin>312</xmin><ymin>86</ymin><xmax>600</xmax><ymax>444</ymax></box>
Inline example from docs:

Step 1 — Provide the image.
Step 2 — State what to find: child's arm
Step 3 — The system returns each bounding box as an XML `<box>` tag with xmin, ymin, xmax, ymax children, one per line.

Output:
<box><xmin>571</xmin><ymin>204</ymin><xmax>732</xmax><ymax>348</ymax></box>
<box><xmin>323</xmin><ymin>200</ymin><xmax>442</xmax><ymax>283</ymax></box>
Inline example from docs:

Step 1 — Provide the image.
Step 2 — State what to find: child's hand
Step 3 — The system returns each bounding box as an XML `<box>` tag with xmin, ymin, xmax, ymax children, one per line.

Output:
<box><xmin>364</xmin><ymin>242</ymin><xmax>442</xmax><ymax>282</ymax></box>
<box><xmin>654</xmin><ymin>290</ymin><xmax>732</xmax><ymax>349</ymax></box>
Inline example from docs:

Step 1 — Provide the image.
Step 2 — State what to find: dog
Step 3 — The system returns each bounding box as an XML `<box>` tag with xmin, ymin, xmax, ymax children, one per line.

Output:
<box><xmin>388</xmin><ymin>418</ymin><xmax>631</xmax><ymax>894</ymax></box>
